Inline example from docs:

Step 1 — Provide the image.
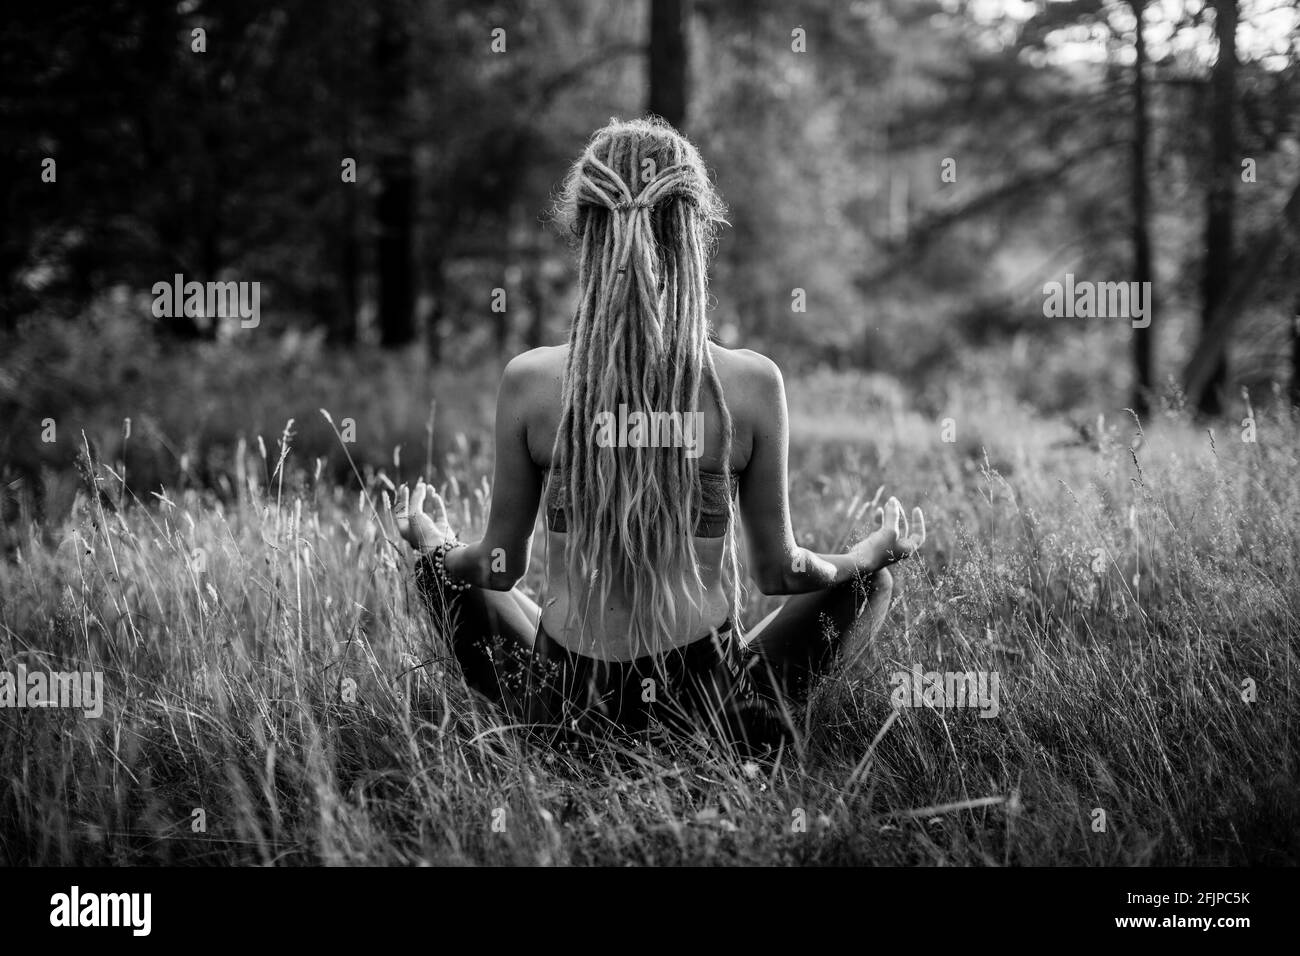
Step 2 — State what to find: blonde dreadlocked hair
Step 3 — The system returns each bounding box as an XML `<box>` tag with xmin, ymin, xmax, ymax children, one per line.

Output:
<box><xmin>551</xmin><ymin>116</ymin><xmax>738</xmax><ymax>657</ymax></box>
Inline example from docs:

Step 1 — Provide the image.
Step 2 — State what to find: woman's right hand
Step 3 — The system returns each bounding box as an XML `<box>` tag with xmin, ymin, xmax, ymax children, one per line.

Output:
<box><xmin>392</xmin><ymin>478</ymin><xmax>455</xmax><ymax>553</ymax></box>
<box><xmin>851</xmin><ymin>495</ymin><xmax>926</xmax><ymax>572</ymax></box>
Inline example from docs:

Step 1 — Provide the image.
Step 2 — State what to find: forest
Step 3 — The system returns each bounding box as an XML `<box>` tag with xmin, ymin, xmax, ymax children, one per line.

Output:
<box><xmin>1</xmin><ymin>0</ymin><xmax>1298</xmax><ymax>868</ymax></box>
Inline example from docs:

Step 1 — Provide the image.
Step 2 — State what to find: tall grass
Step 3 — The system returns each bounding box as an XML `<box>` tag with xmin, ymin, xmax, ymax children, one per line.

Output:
<box><xmin>1</xmin><ymin>349</ymin><xmax>1297</xmax><ymax>864</ymax></box>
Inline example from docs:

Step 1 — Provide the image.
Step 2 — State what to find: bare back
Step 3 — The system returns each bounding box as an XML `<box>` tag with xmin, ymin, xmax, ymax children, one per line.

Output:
<box><xmin>513</xmin><ymin>341</ymin><xmax>774</xmax><ymax>660</ymax></box>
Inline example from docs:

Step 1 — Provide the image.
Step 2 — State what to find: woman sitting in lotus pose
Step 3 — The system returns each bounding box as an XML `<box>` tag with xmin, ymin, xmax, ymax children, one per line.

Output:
<box><xmin>393</xmin><ymin>116</ymin><xmax>925</xmax><ymax>752</ymax></box>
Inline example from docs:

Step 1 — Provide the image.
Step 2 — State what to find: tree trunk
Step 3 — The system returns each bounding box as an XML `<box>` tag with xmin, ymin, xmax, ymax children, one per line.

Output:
<box><xmin>500</xmin><ymin>200</ymin><xmax>524</xmax><ymax>358</ymax></box>
<box><xmin>1197</xmin><ymin>0</ymin><xmax>1238</xmax><ymax>416</ymax></box>
<box><xmin>336</xmin><ymin>180</ymin><xmax>360</xmax><ymax>346</ymax></box>
<box><xmin>648</xmin><ymin>0</ymin><xmax>689</xmax><ymax>130</ymax></box>
<box><xmin>526</xmin><ymin>254</ymin><xmax>548</xmax><ymax>349</ymax></box>
<box><xmin>1183</xmin><ymin>180</ymin><xmax>1300</xmax><ymax>405</ymax></box>
<box><xmin>376</xmin><ymin>156</ymin><xmax>415</xmax><ymax>348</ymax></box>
<box><xmin>374</xmin><ymin>10</ymin><xmax>415</xmax><ymax>349</ymax></box>
<box><xmin>331</xmin><ymin>38</ymin><xmax>359</xmax><ymax>346</ymax></box>
<box><xmin>426</xmin><ymin>260</ymin><xmax>445</xmax><ymax>364</ymax></box>
<box><xmin>1291</xmin><ymin>294</ymin><xmax>1300</xmax><ymax>409</ymax></box>
<box><xmin>1130</xmin><ymin>0</ymin><xmax>1154</xmax><ymax>418</ymax></box>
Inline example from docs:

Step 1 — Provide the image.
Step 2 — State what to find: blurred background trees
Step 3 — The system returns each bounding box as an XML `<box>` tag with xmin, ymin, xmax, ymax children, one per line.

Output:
<box><xmin>2</xmin><ymin>0</ymin><xmax>1298</xmax><ymax>414</ymax></box>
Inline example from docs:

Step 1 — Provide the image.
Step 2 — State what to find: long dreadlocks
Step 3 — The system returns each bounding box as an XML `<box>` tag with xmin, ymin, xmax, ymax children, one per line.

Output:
<box><xmin>551</xmin><ymin>116</ymin><xmax>739</xmax><ymax>657</ymax></box>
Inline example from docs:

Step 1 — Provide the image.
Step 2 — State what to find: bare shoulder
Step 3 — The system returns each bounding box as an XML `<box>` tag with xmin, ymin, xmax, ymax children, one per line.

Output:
<box><xmin>501</xmin><ymin>348</ymin><xmax>566</xmax><ymax>458</ymax></box>
<box><xmin>503</xmin><ymin>344</ymin><xmax>565</xmax><ymax>379</ymax></box>
<box><xmin>709</xmin><ymin>344</ymin><xmax>784</xmax><ymax>406</ymax></box>
<box><xmin>501</xmin><ymin>345</ymin><xmax>565</xmax><ymax>402</ymax></box>
<box><xmin>708</xmin><ymin>345</ymin><xmax>785</xmax><ymax>470</ymax></box>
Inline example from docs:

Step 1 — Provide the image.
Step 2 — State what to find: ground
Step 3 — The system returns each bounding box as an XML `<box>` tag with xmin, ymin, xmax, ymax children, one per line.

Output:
<box><xmin>1</xmin><ymin>332</ymin><xmax>1297</xmax><ymax>865</ymax></box>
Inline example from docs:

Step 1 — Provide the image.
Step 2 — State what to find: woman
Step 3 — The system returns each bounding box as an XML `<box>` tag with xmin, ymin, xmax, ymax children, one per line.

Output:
<box><xmin>393</xmin><ymin>117</ymin><xmax>925</xmax><ymax>752</ymax></box>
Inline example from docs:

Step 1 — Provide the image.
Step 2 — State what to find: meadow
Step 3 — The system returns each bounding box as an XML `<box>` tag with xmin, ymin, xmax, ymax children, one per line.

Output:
<box><xmin>1</xmin><ymin>312</ymin><xmax>1298</xmax><ymax>865</ymax></box>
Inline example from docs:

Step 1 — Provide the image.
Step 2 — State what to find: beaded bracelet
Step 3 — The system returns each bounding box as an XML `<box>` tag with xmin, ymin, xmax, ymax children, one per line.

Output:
<box><xmin>429</xmin><ymin>539</ymin><xmax>472</xmax><ymax>593</ymax></box>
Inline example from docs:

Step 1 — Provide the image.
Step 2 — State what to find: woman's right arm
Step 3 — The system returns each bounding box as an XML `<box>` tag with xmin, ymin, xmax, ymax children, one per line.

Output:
<box><xmin>736</xmin><ymin>352</ymin><xmax>924</xmax><ymax>595</ymax></box>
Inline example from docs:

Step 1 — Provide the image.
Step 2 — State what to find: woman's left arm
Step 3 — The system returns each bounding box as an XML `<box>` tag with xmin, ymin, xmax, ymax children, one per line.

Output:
<box><xmin>395</xmin><ymin>355</ymin><xmax>543</xmax><ymax>590</ymax></box>
<box><xmin>442</xmin><ymin>354</ymin><xmax>543</xmax><ymax>589</ymax></box>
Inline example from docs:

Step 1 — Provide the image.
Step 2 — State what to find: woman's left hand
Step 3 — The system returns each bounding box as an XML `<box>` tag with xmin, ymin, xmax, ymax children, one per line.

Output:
<box><xmin>852</xmin><ymin>495</ymin><xmax>926</xmax><ymax>571</ymax></box>
<box><xmin>393</xmin><ymin>478</ymin><xmax>455</xmax><ymax>552</ymax></box>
